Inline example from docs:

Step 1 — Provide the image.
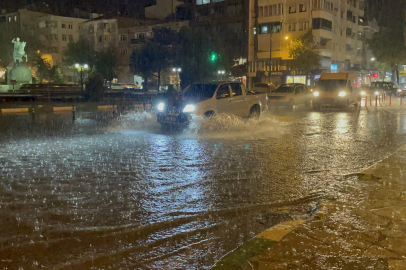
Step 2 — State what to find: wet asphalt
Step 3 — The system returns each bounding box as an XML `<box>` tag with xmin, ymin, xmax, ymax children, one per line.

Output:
<box><xmin>0</xmin><ymin>104</ymin><xmax>405</xmax><ymax>269</ymax></box>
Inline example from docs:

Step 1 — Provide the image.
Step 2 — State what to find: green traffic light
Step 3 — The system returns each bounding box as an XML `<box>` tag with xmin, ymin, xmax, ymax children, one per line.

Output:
<box><xmin>210</xmin><ymin>53</ymin><xmax>217</xmax><ymax>62</ymax></box>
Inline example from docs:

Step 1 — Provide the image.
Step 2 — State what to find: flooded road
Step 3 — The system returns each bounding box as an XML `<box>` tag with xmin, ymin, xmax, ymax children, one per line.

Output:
<box><xmin>0</xmin><ymin>106</ymin><xmax>406</xmax><ymax>269</ymax></box>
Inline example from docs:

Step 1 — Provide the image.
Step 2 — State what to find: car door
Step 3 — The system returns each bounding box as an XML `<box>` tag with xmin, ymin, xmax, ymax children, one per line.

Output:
<box><xmin>215</xmin><ymin>84</ymin><xmax>233</xmax><ymax>114</ymax></box>
<box><xmin>293</xmin><ymin>86</ymin><xmax>302</xmax><ymax>104</ymax></box>
<box><xmin>300</xmin><ymin>86</ymin><xmax>309</xmax><ymax>104</ymax></box>
<box><xmin>229</xmin><ymin>83</ymin><xmax>248</xmax><ymax>116</ymax></box>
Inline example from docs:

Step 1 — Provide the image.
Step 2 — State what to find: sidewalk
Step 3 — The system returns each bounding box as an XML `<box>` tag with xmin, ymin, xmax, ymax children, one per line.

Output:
<box><xmin>243</xmin><ymin>145</ymin><xmax>406</xmax><ymax>270</ymax></box>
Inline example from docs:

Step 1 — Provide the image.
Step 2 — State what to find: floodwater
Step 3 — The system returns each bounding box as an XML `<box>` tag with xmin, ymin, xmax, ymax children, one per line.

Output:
<box><xmin>0</xmin><ymin>105</ymin><xmax>406</xmax><ymax>269</ymax></box>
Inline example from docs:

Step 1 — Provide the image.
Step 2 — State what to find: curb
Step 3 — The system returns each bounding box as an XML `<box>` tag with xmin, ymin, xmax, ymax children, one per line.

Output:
<box><xmin>211</xmin><ymin>220</ymin><xmax>304</xmax><ymax>270</ymax></box>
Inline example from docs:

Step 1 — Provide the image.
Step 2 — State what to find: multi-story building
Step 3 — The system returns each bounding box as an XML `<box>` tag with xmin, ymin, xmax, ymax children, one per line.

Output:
<box><xmin>248</xmin><ymin>0</ymin><xmax>365</xmax><ymax>86</ymax></box>
<box><xmin>0</xmin><ymin>9</ymin><xmax>87</xmax><ymax>66</ymax></box>
<box><xmin>80</xmin><ymin>16</ymin><xmax>188</xmax><ymax>86</ymax></box>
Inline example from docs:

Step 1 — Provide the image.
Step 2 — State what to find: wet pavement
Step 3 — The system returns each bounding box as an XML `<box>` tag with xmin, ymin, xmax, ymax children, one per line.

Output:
<box><xmin>249</xmin><ymin>145</ymin><xmax>406</xmax><ymax>270</ymax></box>
<box><xmin>0</xmin><ymin>103</ymin><xmax>406</xmax><ymax>269</ymax></box>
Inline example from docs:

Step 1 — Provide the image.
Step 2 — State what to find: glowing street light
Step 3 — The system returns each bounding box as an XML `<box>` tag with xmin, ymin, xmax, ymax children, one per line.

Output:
<box><xmin>371</xmin><ymin>58</ymin><xmax>375</xmax><ymax>61</ymax></box>
<box><xmin>285</xmin><ymin>36</ymin><xmax>289</xmax><ymax>40</ymax></box>
<box><xmin>75</xmin><ymin>63</ymin><xmax>88</xmax><ymax>97</ymax></box>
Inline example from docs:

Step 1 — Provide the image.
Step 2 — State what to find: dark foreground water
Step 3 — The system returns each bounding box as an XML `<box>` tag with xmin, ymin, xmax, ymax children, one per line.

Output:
<box><xmin>0</xmin><ymin>106</ymin><xmax>406</xmax><ymax>269</ymax></box>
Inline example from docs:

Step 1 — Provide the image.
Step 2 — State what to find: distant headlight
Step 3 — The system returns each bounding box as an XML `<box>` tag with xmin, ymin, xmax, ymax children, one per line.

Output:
<box><xmin>183</xmin><ymin>104</ymin><xmax>195</xmax><ymax>113</ymax></box>
<box><xmin>310</xmin><ymin>88</ymin><xmax>314</xmax><ymax>92</ymax></box>
<box><xmin>338</xmin><ymin>91</ymin><xmax>347</xmax><ymax>97</ymax></box>
<box><xmin>397</xmin><ymin>89</ymin><xmax>402</xmax><ymax>92</ymax></box>
<box><xmin>361</xmin><ymin>91</ymin><xmax>366</xmax><ymax>96</ymax></box>
<box><xmin>157</xmin><ymin>102</ymin><xmax>165</xmax><ymax>111</ymax></box>
<box><xmin>313</xmin><ymin>91</ymin><xmax>319</xmax><ymax>97</ymax></box>
<box><xmin>374</xmin><ymin>91</ymin><xmax>379</xmax><ymax>95</ymax></box>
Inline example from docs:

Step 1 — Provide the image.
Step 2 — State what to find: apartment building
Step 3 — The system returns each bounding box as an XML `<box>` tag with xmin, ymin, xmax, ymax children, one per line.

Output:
<box><xmin>0</xmin><ymin>9</ymin><xmax>86</xmax><ymax>66</ymax></box>
<box><xmin>80</xmin><ymin>16</ymin><xmax>188</xmax><ymax>85</ymax></box>
<box><xmin>248</xmin><ymin>0</ymin><xmax>365</xmax><ymax>85</ymax></box>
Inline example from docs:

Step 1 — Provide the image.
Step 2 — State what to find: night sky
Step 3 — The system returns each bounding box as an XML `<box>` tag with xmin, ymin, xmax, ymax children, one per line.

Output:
<box><xmin>0</xmin><ymin>0</ymin><xmax>404</xmax><ymax>25</ymax></box>
<box><xmin>0</xmin><ymin>0</ymin><xmax>157</xmax><ymax>17</ymax></box>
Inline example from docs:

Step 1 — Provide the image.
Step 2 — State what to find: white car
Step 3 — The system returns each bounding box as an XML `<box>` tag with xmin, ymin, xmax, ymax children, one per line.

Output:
<box><xmin>156</xmin><ymin>82</ymin><xmax>268</xmax><ymax>126</ymax></box>
<box><xmin>268</xmin><ymin>84</ymin><xmax>311</xmax><ymax>109</ymax></box>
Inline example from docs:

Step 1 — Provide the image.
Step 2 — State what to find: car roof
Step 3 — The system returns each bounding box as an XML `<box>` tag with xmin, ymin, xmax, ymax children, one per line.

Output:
<box><xmin>279</xmin><ymin>83</ymin><xmax>306</xmax><ymax>87</ymax></box>
<box><xmin>192</xmin><ymin>81</ymin><xmax>238</xmax><ymax>86</ymax></box>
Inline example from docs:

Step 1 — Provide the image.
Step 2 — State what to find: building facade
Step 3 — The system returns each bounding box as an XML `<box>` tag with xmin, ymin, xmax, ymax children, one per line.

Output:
<box><xmin>80</xmin><ymin>16</ymin><xmax>188</xmax><ymax>86</ymax></box>
<box><xmin>248</xmin><ymin>0</ymin><xmax>365</xmax><ymax>86</ymax></box>
<box><xmin>0</xmin><ymin>9</ymin><xmax>86</xmax><ymax>66</ymax></box>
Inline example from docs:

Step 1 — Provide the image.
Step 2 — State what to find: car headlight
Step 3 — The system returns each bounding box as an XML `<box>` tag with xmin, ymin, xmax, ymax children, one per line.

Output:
<box><xmin>338</xmin><ymin>91</ymin><xmax>347</xmax><ymax>97</ymax></box>
<box><xmin>374</xmin><ymin>91</ymin><xmax>379</xmax><ymax>95</ymax></box>
<box><xmin>361</xmin><ymin>91</ymin><xmax>366</xmax><ymax>96</ymax></box>
<box><xmin>397</xmin><ymin>89</ymin><xmax>402</xmax><ymax>92</ymax></box>
<box><xmin>157</xmin><ymin>102</ymin><xmax>165</xmax><ymax>111</ymax></box>
<box><xmin>183</xmin><ymin>104</ymin><xmax>195</xmax><ymax>113</ymax></box>
<box><xmin>313</xmin><ymin>91</ymin><xmax>319</xmax><ymax>97</ymax></box>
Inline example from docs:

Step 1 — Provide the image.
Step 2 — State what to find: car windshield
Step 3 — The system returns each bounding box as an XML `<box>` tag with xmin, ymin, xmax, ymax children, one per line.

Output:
<box><xmin>183</xmin><ymin>84</ymin><xmax>218</xmax><ymax>99</ymax></box>
<box><xmin>274</xmin><ymin>86</ymin><xmax>294</xmax><ymax>93</ymax></box>
<box><xmin>317</xmin><ymin>80</ymin><xmax>347</xmax><ymax>91</ymax></box>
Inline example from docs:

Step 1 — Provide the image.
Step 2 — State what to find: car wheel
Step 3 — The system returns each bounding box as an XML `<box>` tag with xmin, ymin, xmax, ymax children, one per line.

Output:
<box><xmin>204</xmin><ymin>111</ymin><xmax>215</xmax><ymax>118</ymax></box>
<box><xmin>313</xmin><ymin>102</ymin><xmax>321</xmax><ymax>111</ymax></box>
<box><xmin>286</xmin><ymin>99</ymin><xmax>294</xmax><ymax>111</ymax></box>
<box><xmin>249</xmin><ymin>105</ymin><xmax>260</xmax><ymax>119</ymax></box>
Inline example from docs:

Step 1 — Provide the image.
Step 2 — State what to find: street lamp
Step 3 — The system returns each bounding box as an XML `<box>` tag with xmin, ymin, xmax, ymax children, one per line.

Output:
<box><xmin>218</xmin><ymin>70</ymin><xmax>225</xmax><ymax>81</ymax></box>
<box><xmin>173</xmin><ymin>67</ymin><xmax>181</xmax><ymax>91</ymax></box>
<box><xmin>371</xmin><ymin>58</ymin><xmax>375</xmax><ymax>61</ymax></box>
<box><xmin>75</xmin><ymin>63</ymin><xmax>88</xmax><ymax>97</ymax></box>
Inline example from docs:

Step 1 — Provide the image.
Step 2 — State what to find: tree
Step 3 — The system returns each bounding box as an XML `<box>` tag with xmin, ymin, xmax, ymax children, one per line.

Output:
<box><xmin>63</xmin><ymin>37</ymin><xmax>97</xmax><ymax>67</ymax></box>
<box><xmin>173</xmin><ymin>27</ymin><xmax>227</xmax><ymax>89</ymax></box>
<box><xmin>287</xmin><ymin>30</ymin><xmax>321</xmax><ymax>73</ymax></box>
<box><xmin>52</xmin><ymin>67</ymin><xmax>65</xmax><ymax>84</ymax></box>
<box><xmin>369</xmin><ymin>25</ymin><xmax>406</xmax><ymax>83</ymax></box>
<box><xmin>33</xmin><ymin>53</ymin><xmax>51</xmax><ymax>83</ymax></box>
<box><xmin>95</xmin><ymin>47</ymin><xmax>120</xmax><ymax>81</ymax></box>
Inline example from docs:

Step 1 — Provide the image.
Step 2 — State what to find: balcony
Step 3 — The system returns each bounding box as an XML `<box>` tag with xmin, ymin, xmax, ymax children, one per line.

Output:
<box><xmin>312</xmin><ymin>29</ymin><xmax>333</xmax><ymax>39</ymax></box>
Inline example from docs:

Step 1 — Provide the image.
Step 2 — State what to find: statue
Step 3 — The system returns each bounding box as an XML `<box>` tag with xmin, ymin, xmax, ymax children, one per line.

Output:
<box><xmin>12</xmin><ymin>38</ymin><xmax>27</xmax><ymax>63</ymax></box>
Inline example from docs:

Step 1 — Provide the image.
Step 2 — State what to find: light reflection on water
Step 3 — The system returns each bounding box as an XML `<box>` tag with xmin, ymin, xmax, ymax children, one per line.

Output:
<box><xmin>0</xmin><ymin>108</ymin><xmax>405</xmax><ymax>269</ymax></box>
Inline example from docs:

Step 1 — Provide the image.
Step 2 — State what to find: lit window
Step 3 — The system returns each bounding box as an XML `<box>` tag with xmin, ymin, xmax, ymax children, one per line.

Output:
<box><xmin>8</xmin><ymin>17</ymin><xmax>11</xmax><ymax>22</ymax></box>
<box><xmin>14</xmin><ymin>16</ymin><xmax>17</xmax><ymax>21</ymax></box>
<box><xmin>261</xmin><ymin>25</ymin><xmax>268</xmax><ymax>34</ymax></box>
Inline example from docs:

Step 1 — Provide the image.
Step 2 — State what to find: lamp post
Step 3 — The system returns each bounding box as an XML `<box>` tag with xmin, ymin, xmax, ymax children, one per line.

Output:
<box><xmin>75</xmin><ymin>63</ymin><xmax>88</xmax><ymax>97</ymax></box>
<box><xmin>173</xmin><ymin>67</ymin><xmax>181</xmax><ymax>91</ymax></box>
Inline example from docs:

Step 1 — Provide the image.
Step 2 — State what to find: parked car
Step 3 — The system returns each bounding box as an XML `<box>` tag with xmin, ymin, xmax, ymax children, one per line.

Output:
<box><xmin>156</xmin><ymin>82</ymin><xmax>268</xmax><ymax>127</ymax></box>
<box><xmin>370</xmin><ymin>81</ymin><xmax>401</xmax><ymax>97</ymax></box>
<box><xmin>267</xmin><ymin>84</ymin><xmax>311</xmax><ymax>109</ymax></box>
<box><xmin>252</xmin><ymin>83</ymin><xmax>277</xmax><ymax>95</ymax></box>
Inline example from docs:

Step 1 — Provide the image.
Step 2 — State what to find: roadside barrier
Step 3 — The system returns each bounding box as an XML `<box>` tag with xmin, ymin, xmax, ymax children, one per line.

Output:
<box><xmin>1</xmin><ymin>108</ymin><xmax>29</xmax><ymax>114</ymax></box>
<box><xmin>97</xmin><ymin>105</ymin><xmax>117</xmax><ymax>110</ymax></box>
